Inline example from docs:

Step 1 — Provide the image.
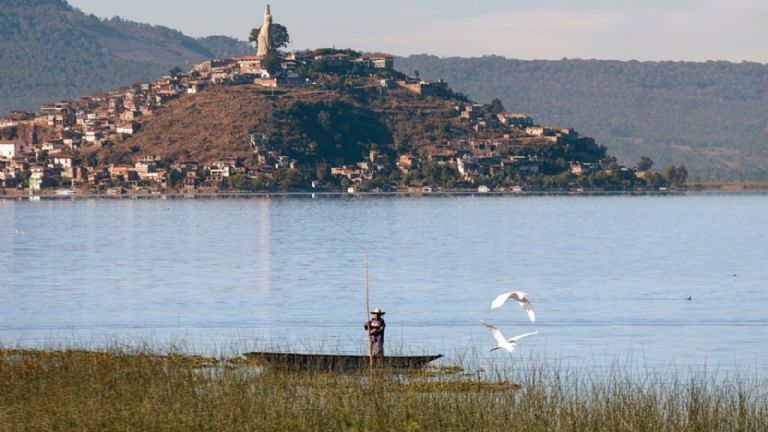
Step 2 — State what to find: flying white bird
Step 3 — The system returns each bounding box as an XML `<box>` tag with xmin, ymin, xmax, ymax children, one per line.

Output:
<box><xmin>481</xmin><ymin>320</ymin><xmax>538</xmax><ymax>353</ymax></box>
<box><xmin>491</xmin><ymin>291</ymin><xmax>536</xmax><ymax>322</ymax></box>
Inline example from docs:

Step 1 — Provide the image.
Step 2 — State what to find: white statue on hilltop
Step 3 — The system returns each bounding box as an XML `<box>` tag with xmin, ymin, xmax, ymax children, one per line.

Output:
<box><xmin>256</xmin><ymin>4</ymin><xmax>272</xmax><ymax>57</ymax></box>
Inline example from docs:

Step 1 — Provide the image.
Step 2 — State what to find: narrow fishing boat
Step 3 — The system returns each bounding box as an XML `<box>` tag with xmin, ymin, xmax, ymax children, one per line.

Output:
<box><xmin>242</xmin><ymin>352</ymin><xmax>443</xmax><ymax>371</ymax></box>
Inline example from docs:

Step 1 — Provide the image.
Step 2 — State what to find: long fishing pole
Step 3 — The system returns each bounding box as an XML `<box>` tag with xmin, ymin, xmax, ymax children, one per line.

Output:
<box><xmin>365</xmin><ymin>252</ymin><xmax>374</xmax><ymax>379</ymax></box>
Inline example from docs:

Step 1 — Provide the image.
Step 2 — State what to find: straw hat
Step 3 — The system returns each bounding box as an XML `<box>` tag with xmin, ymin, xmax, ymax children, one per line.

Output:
<box><xmin>370</xmin><ymin>308</ymin><xmax>386</xmax><ymax>315</ymax></box>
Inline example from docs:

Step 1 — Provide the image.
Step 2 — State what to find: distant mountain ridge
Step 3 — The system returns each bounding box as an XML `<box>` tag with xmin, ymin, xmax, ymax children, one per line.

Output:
<box><xmin>0</xmin><ymin>0</ymin><xmax>250</xmax><ymax>113</ymax></box>
<box><xmin>396</xmin><ymin>55</ymin><xmax>768</xmax><ymax>182</ymax></box>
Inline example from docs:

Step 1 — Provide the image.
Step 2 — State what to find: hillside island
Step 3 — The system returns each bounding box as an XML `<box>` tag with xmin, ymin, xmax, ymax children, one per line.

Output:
<box><xmin>0</xmin><ymin>5</ymin><xmax>688</xmax><ymax>196</ymax></box>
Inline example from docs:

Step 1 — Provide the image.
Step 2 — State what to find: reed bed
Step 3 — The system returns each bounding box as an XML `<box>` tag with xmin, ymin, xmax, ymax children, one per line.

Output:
<box><xmin>1</xmin><ymin>345</ymin><xmax>766</xmax><ymax>432</ymax></box>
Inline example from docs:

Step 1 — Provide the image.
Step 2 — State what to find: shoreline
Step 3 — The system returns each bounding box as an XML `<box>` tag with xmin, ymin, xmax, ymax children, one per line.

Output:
<box><xmin>1</xmin><ymin>187</ymin><xmax>767</xmax><ymax>201</ymax></box>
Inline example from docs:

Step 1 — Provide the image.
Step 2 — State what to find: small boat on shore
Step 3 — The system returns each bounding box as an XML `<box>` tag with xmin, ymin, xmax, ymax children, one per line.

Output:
<box><xmin>242</xmin><ymin>352</ymin><xmax>443</xmax><ymax>371</ymax></box>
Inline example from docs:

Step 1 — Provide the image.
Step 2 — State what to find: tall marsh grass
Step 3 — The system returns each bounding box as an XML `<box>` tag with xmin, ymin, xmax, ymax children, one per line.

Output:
<box><xmin>1</xmin><ymin>345</ymin><xmax>766</xmax><ymax>431</ymax></box>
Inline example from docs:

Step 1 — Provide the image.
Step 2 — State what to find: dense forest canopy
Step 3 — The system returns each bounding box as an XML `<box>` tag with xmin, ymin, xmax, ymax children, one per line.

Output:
<box><xmin>397</xmin><ymin>55</ymin><xmax>768</xmax><ymax>182</ymax></box>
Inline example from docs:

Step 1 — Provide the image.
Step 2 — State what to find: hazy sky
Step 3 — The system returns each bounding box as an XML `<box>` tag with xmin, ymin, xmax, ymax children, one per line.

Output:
<box><xmin>67</xmin><ymin>0</ymin><xmax>767</xmax><ymax>62</ymax></box>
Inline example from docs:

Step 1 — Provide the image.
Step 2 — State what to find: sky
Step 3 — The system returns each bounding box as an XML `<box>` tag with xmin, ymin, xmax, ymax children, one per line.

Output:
<box><xmin>67</xmin><ymin>0</ymin><xmax>768</xmax><ymax>63</ymax></box>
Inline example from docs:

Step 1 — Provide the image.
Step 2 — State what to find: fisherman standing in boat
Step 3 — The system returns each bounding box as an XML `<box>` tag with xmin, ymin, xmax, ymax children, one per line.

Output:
<box><xmin>364</xmin><ymin>308</ymin><xmax>386</xmax><ymax>360</ymax></box>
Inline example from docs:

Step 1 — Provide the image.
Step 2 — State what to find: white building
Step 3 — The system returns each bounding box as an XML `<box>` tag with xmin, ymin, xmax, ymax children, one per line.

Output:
<box><xmin>0</xmin><ymin>142</ymin><xmax>26</xmax><ymax>159</ymax></box>
<box><xmin>116</xmin><ymin>122</ymin><xmax>140</xmax><ymax>135</ymax></box>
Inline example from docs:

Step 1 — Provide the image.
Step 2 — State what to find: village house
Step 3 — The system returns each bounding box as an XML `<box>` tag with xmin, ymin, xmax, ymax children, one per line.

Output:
<box><xmin>40</xmin><ymin>102</ymin><xmax>76</xmax><ymax>128</ymax></box>
<box><xmin>116</xmin><ymin>122</ymin><xmax>140</xmax><ymax>136</ymax></box>
<box><xmin>109</xmin><ymin>163</ymin><xmax>138</xmax><ymax>181</ymax></box>
<box><xmin>0</xmin><ymin>157</ymin><xmax>16</xmax><ymax>186</ymax></box>
<box><xmin>0</xmin><ymin>142</ymin><xmax>26</xmax><ymax>159</ymax></box>
<box><xmin>28</xmin><ymin>164</ymin><xmax>50</xmax><ymax>191</ymax></box>
<box><xmin>120</xmin><ymin>110</ymin><xmax>142</xmax><ymax>122</ymax></box>
<box><xmin>134</xmin><ymin>156</ymin><xmax>158</xmax><ymax>179</ymax></box>
<box><xmin>473</xmin><ymin>118</ymin><xmax>501</xmax><ymax>133</ymax></box>
<box><xmin>254</xmin><ymin>77</ymin><xmax>278</xmax><ymax>87</ymax></box>
<box><xmin>428</xmin><ymin>148</ymin><xmax>458</xmax><ymax>163</ymax></box>
<box><xmin>316</xmin><ymin>53</ymin><xmax>352</xmax><ymax>69</ymax></box>
<box><xmin>525</xmin><ymin>126</ymin><xmax>556</xmax><ymax>137</ymax></box>
<box><xmin>108</xmin><ymin>98</ymin><xmax>124</xmax><ymax>114</ymax></box>
<box><xmin>10</xmin><ymin>156</ymin><xmax>30</xmax><ymax>171</ymax></box>
<box><xmin>84</xmin><ymin>130</ymin><xmax>100</xmax><ymax>144</ymax></box>
<box><xmin>398</xmin><ymin>79</ymin><xmax>449</xmax><ymax>98</ymax></box>
<box><xmin>211</xmin><ymin>58</ymin><xmax>238</xmax><ymax>71</ymax></box>
<box><xmin>187</xmin><ymin>79</ymin><xmax>211</xmax><ymax>94</ymax></box>
<box><xmin>0</xmin><ymin>168</ymin><xmax>17</xmax><ymax>187</ymax></box>
<box><xmin>363</xmin><ymin>53</ymin><xmax>394</xmax><ymax>70</ymax></box>
<box><xmin>569</xmin><ymin>161</ymin><xmax>594</xmax><ymax>175</ymax></box>
<box><xmin>397</xmin><ymin>154</ymin><xmax>420</xmax><ymax>172</ymax></box>
<box><xmin>171</xmin><ymin>160</ymin><xmax>200</xmax><ymax>173</ymax></box>
<box><xmin>458</xmin><ymin>103</ymin><xmax>486</xmax><ymax>120</ymax></box>
<box><xmin>368</xmin><ymin>151</ymin><xmax>390</xmax><ymax>171</ymax></box>
<box><xmin>182</xmin><ymin>171</ymin><xmax>200</xmax><ymax>190</ymax></box>
<box><xmin>331</xmin><ymin>166</ymin><xmax>368</xmax><ymax>182</ymax></box>
<box><xmin>61</xmin><ymin>130</ymin><xmax>83</xmax><ymax>149</ymax></box>
<box><xmin>50</xmin><ymin>154</ymin><xmax>75</xmax><ymax>169</ymax></box>
<box><xmin>88</xmin><ymin>168</ymin><xmax>110</xmax><ymax>185</ymax></box>
<box><xmin>42</xmin><ymin>139</ymin><xmax>65</xmax><ymax>154</ymax></box>
<box><xmin>237</xmin><ymin>55</ymin><xmax>265</xmax><ymax>74</ymax></box>
<box><xmin>49</xmin><ymin>154</ymin><xmax>79</xmax><ymax>179</ymax></box>
<box><xmin>207</xmin><ymin>158</ymin><xmax>240</xmax><ymax>180</ymax></box>
<box><xmin>467</xmin><ymin>138</ymin><xmax>494</xmax><ymax>155</ymax></box>
<box><xmin>497</xmin><ymin>113</ymin><xmax>534</xmax><ymax>128</ymax></box>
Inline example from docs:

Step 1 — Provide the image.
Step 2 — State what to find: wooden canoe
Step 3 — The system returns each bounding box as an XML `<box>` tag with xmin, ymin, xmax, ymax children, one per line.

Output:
<box><xmin>242</xmin><ymin>352</ymin><xmax>443</xmax><ymax>371</ymax></box>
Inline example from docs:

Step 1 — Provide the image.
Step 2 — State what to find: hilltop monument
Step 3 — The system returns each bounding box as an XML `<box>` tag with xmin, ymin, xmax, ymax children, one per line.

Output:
<box><xmin>256</xmin><ymin>4</ymin><xmax>272</xmax><ymax>57</ymax></box>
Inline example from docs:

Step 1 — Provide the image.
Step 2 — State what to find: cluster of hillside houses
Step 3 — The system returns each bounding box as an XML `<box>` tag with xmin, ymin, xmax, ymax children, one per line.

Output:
<box><xmin>0</xmin><ymin>47</ymin><xmax>618</xmax><ymax>193</ymax></box>
<box><xmin>330</xmin><ymin>102</ymin><xmax>603</xmax><ymax>186</ymax></box>
<box><xmin>0</xmin><ymin>51</ymin><xmax>396</xmax><ymax>190</ymax></box>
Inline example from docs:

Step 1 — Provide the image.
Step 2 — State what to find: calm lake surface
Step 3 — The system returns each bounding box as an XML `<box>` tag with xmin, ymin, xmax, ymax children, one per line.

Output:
<box><xmin>1</xmin><ymin>194</ymin><xmax>767</xmax><ymax>375</ymax></box>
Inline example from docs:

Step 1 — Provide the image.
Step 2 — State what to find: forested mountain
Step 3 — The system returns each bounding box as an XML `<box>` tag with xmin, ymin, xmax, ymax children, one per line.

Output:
<box><xmin>397</xmin><ymin>55</ymin><xmax>768</xmax><ymax>182</ymax></box>
<box><xmin>0</xmin><ymin>0</ymin><xmax>249</xmax><ymax>114</ymax></box>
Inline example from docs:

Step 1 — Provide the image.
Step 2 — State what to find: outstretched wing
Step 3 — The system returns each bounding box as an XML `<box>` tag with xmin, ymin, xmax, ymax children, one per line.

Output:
<box><xmin>519</xmin><ymin>299</ymin><xmax>536</xmax><ymax>322</ymax></box>
<box><xmin>493</xmin><ymin>291</ymin><xmax>536</xmax><ymax>322</ymax></box>
<box><xmin>491</xmin><ymin>292</ymin><xmax>513</xmax><ymax>309</ymax></box>
<box><xmin>508</xmin><ymin>331</ymin><xmax>539</xmax><ymax>343</ymax></box>
<box><xmin>480</xmin><ymin>320</ymin><xmax>508</xmax><ymax>346</ymax></box>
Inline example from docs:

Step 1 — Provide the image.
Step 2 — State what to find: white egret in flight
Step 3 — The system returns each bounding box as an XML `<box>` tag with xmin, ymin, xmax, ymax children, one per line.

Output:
<box><xmin>491</xmin><ymin>291</ymin><xmax>536</xmax><ymax>322</ymax></box>
<box><xmin>481</xmin><ymin>321</ymin><xmax>538</xmax><ymax>353</ymax></box>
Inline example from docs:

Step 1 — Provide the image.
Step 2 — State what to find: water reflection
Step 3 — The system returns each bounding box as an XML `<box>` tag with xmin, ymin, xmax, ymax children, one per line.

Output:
<box><xmin>0</xmin><ymin>195</ymin><xmax>767</xmax><ymax>375</ymax></box>
<box><xmin>256</xmin><ymin>198</ymin><xmax>271</xmax><ymax>293</ymax></box>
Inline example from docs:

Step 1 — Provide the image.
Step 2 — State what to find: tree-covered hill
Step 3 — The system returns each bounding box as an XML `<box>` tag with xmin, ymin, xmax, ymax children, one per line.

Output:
<box><xmin>0</xmin><ymin>0</ymin><xmax>249</xmax><ymax>114</ymax></box>
<box><xmin>397</xmin><ymin>55</ymin><xmax>768</xmax><ymax>182</ymax></box>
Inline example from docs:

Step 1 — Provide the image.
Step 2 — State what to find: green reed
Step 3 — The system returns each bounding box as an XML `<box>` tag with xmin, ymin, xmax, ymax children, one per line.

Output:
<box><xmin>1</xmin><ymin>345</ymin><xmax>766</xmax><ymax>432</ymax></box>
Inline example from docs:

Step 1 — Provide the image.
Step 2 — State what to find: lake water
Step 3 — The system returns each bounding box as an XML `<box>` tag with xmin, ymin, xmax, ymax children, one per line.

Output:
<box><xmin>1</xmin><ymin>193</ymin><xmax>767</xmax><ymax>375</ymax></box>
